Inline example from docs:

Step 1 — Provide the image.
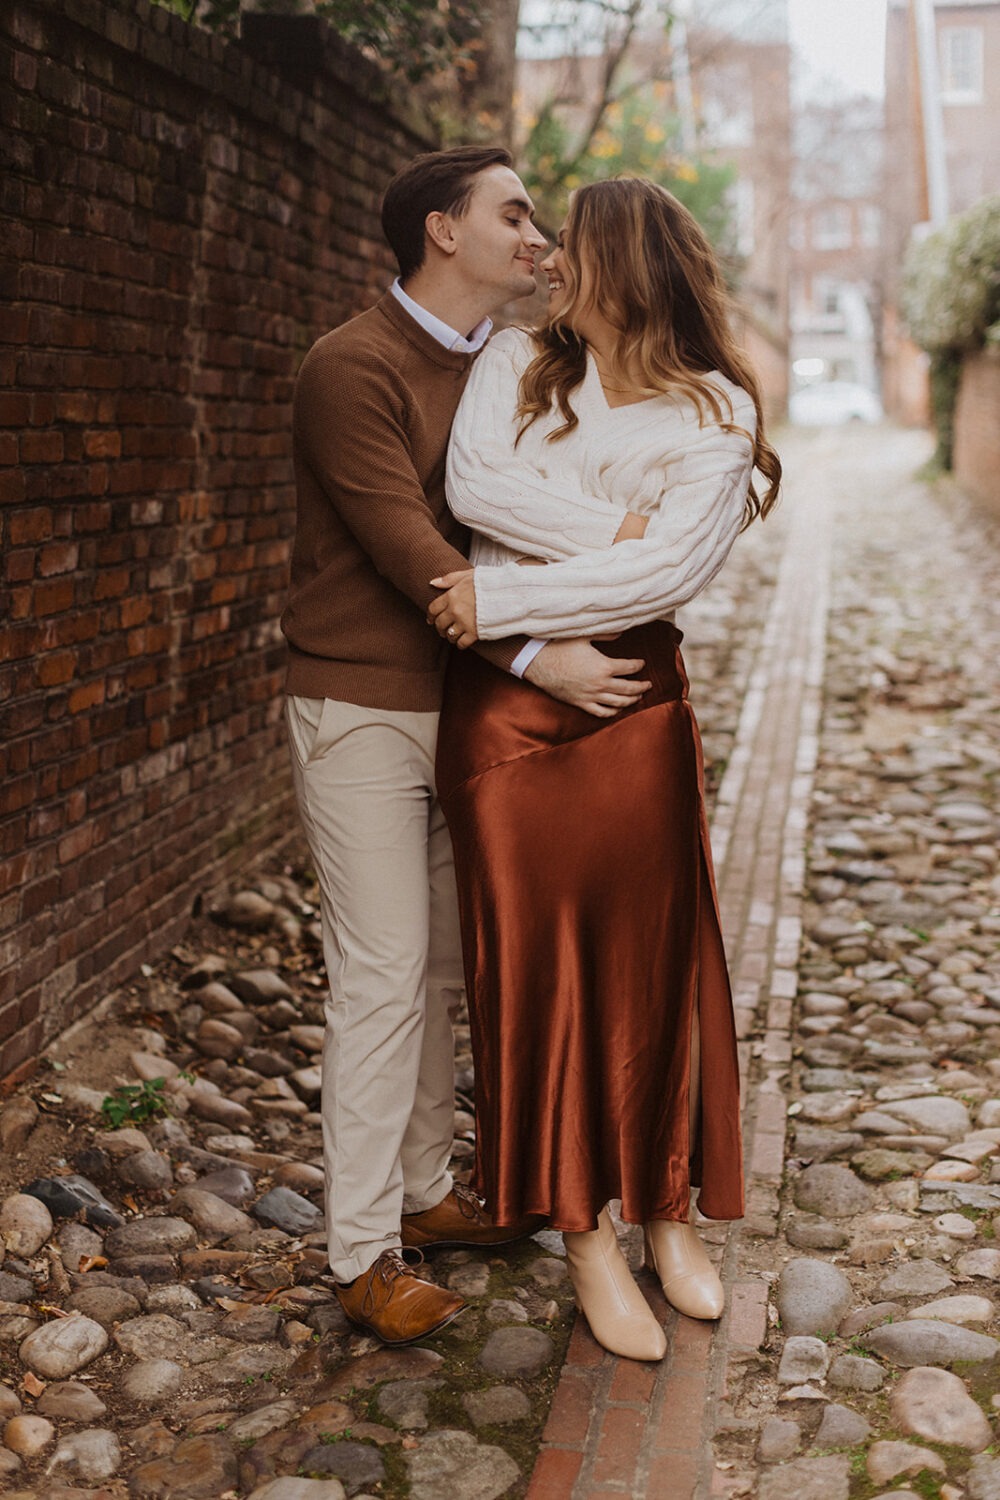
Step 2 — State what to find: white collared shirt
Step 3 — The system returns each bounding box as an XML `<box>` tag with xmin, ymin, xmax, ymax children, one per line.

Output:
<box><xmin>390</xmin><ymin>281</ymin><xmax>544</xmax><ymax>679</ymax></box>
<box><xmin>391</xmin><ymin>279</ymin><xmax>492</xmax><ymax>354</ymax></box>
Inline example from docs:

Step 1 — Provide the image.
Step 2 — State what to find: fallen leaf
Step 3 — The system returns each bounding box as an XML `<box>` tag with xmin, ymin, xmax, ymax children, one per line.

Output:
<box><xmin>35</xmin><ymin>1303</ymin><xmax>72</xmax><ymax>1319</ymax></box>
<box><xmin>78</xmin><ymin>1255</ymin><xmax>109</xmax><ymax>1273</ymax></box>
<box><xmin>22</xmin><ymin>1372</ymin><xmax>46</xmax><ymax>1398</ymax></box>
<box><xmin>122</xmin><ymin>1194</ymin><xmax>140</xmax><ymax>1213</ymax></box>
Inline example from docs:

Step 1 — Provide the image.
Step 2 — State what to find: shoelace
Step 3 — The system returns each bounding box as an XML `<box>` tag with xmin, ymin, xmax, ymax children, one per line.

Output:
<box><xmin>453</xmin><ymin>1183</ymin><xmax>488</xmax><ymax>1223</ymax></box>
<box><xmin>361</xmin><ymin>1249</ymin><xmax>423</xmax><ymax>1317</ymax></box>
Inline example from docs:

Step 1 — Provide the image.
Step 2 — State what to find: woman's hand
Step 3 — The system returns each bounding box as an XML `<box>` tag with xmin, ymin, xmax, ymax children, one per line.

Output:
<box><xmin>614</xmin><ymin>511</ymin><xmax>648</xmax><ymax>542</ymax></box>
<box><xmin>428</xmin><ymin>570</ymin><xmax>478</xmax><ymax>648</ymax></box>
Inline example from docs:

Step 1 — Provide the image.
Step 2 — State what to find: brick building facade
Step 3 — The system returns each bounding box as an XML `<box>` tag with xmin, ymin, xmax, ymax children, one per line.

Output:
<box><xmin>954</xmin><ymin>349</ymin><xmax>1000</xmax><ymax>510</ymax></box>
<box><xmin>789</xmin><ymin>97</ymin><xmax>883</xmax><ymax>396</ymax></box>
<box><xmin>0</xmin><ymin>0</ymin><xmax>435</xmax><ymax>1083</ymax></box>
<box><xmin>882</xmin><ymin>0</ymin><xmax>1000</xmax><ymax>422</ymax></box>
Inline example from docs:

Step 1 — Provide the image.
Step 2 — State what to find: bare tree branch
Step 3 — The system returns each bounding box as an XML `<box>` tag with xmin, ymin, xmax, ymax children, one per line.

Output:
<box><xmin>563</xmin><ymin>0</ymin><xmax>646</xmax><ymax>172</ymax></box>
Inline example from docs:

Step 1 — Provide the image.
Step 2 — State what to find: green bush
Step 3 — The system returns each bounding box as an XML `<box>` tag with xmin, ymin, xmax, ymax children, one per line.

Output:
<box><xmin>902</xmin><ymin>194</ymin><xmax>1000</xmax><ymax>353</ymax></box>
<box><xmin>901</xmin><ymin>195</ymin><xmax>1000</xmax><ymax>468</ymax></box>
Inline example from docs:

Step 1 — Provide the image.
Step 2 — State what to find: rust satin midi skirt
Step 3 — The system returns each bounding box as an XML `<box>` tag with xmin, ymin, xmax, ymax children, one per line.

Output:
<box><xmin>436</xmin><ymin>621</ymin><xmax>744</xmax><ymax>1233</ymax></box>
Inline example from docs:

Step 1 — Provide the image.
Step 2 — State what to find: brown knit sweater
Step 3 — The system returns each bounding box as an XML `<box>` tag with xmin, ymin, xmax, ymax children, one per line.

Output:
<box><xmin>282</xmin><ymin>292</ymin><xmax>521</xmax><ymax>710</ymax></box>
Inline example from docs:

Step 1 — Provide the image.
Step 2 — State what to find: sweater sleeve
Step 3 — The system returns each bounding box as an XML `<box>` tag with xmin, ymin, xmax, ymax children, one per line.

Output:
<box><xmin>294</xmin><ymin>343</ymin><xmax>470</xmax><ymax>613</ymax></box>
<box><xmin>446</xmin><ymin>332</ymin><xmax>624</xmax><ymax>559</ymax></box>
<box><xmin>472</xmin><ymin>397</ymin><xmax>756</xmax><ymax>639</ymax></box>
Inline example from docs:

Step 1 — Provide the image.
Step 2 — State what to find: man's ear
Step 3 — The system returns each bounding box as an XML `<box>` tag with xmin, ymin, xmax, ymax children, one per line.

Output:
<box><xmin>425</xmin><ymin>210</ymin><xmax>459</xmax><ymax>258</ymax></box>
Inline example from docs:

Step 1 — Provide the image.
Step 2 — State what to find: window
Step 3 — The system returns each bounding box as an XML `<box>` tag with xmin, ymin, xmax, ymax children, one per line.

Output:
<box><xmin>731</xmin><ymin>178</ymin><xmax>755</xmax><ymax>257</ymax></box>
<box><xmin>940</xmin><ymin>27</ymin><xmax>983</xmax><ymax>104</ymax></box>
<box><xmin>812</xmin><ymin>205</ymin><xmax>852</xmax><ymax>250</ymax></box>
<box><xmin>814</xmin><ymin>279</ymin><xmax>841</xmax><ymax>317</ymax></box>
<box><xmin>701</xmin><ymin>65</ymin><xmax>753</xmax><ymax>148</ymax></box>
<box><xmin>860</xmin><ymin>205</ymin><xmax>881</xmax><ymax>248</ymax></box>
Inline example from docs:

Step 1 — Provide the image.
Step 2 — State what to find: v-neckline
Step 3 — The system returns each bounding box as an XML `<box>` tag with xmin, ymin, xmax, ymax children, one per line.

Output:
<box><xmin>585</xmin><ymin>352</ymin><xmax>664</xmax><ymax>412</ymax></box>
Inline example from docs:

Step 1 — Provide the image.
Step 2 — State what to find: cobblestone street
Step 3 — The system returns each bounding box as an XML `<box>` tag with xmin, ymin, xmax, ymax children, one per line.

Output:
<box><xmin>3</xmin><ymin>423</ymin><xmax>1000</xmax><ymax>1500</ymax></box>
<box><xmin>532</xmin><ymin>423</ymin><xmax>1000</xmax><ymax>1499</ymax></box>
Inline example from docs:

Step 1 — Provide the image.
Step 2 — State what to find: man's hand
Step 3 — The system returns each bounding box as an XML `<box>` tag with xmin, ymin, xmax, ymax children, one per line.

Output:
<box><xmin>525</xmin><ymin>639</ymin><xmax>651</xmax><ymax>719</ymax></box>
<box><xmin>428</xmin><ymin>570</ymin><xmax>477</xmax><ymax>648</ymax></box>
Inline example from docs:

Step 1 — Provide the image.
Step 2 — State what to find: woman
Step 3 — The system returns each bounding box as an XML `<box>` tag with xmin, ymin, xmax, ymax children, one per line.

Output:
<box><xmin>428</xmin><ymin>178</ymin><xmax>780</xmax><ymax>1361</ymax></box>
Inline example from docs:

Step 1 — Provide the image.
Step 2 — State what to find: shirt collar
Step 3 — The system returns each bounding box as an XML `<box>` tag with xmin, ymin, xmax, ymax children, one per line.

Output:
<box><xmin>391</xmin><ymin>278</ymin><xmax>492</xmax><ymax>354</ymax></box>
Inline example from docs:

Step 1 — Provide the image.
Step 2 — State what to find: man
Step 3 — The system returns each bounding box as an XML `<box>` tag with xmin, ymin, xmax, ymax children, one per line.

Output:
<box><xmin>282</xmin><ymin>145</ymin><xmax>648</xmax><ymax>1344</ymax></box>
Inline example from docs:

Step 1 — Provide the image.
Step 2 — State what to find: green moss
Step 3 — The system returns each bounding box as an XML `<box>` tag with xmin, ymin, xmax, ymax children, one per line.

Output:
<box><xmin>327</xmin><ymin>1241</ymin><xmax>578</xmax><ymax>1499</ymax></box>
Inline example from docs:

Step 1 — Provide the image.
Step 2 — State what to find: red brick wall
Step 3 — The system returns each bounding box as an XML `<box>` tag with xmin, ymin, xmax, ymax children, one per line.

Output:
<box><xmin>954</xmin><ymin>349</ymin><xmax>1000</xmax><ymax>512</ymax></box>
<box><xmin>0</xmin><ymin>0</ymin><xmax>435</xmax><ymax>1083</ymax></box>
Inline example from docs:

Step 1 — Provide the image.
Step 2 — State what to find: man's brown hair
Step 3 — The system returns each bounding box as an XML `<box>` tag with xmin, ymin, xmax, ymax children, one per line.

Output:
<box><xmin>381</xmin><ymin>145</ymin><xmax>513</xmax><ymax>282</ymax></box>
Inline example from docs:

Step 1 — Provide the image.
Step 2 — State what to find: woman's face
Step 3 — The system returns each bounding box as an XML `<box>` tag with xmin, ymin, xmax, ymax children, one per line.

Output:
<box><xmin>539</xmin><ymin>222</ymin><xmax>592</xmax><ymax>325</ymax></box>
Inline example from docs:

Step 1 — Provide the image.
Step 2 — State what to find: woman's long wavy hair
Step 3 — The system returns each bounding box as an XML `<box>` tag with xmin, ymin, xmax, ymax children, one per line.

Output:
<box><xmin>518</xmin><ymin>177</ymin><xmax>781</xmax><ymax>524</ymax></box>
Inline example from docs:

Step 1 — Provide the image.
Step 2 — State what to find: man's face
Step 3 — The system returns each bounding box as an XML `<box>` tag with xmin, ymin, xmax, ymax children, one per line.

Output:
<box><xmin>447</xmin><ymin>165</ymin><xmax>547</xmax><ymax>302</ymax></box>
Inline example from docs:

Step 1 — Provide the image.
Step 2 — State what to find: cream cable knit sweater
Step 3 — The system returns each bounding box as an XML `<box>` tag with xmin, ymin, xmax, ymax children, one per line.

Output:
<box><xmin>446</xmin><ymin>327</ymin><xmax>756</xmax><ymax>640</ymax></box>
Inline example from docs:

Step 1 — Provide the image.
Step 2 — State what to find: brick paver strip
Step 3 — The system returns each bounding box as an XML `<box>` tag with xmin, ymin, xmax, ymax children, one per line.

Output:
<box><xmin>527</xmin><ymin>450</ymin><xmax>833</xmax><ymax>1497</ymax></box>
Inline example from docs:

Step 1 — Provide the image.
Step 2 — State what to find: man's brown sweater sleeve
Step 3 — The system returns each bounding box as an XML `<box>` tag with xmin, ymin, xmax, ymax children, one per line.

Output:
<box><xmin>294</xmin><ymin>342</ymin><xmax>526</xmax><ymax>673</ymax></box>
<box><xmin>295</xmin><ymin>346</ymin><xmax>469</xmax><ymax>608</ymax></box>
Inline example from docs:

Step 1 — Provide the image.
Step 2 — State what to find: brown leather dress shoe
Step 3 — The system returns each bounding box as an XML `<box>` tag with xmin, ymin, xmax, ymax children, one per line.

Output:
<box><xmin>335</xmin><ymin>1250</ymin><xmax>464</xmax><ymax>1345</ymax></box>
<box><xmin>401</xmin><ymin>1184</ymin><xmax>546</xmax><ymax>1250</ymax></box>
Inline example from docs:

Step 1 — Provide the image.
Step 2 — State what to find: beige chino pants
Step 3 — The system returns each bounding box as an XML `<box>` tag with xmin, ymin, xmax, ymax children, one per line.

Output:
<box><xmin>285</xmin><ymin>695</ymin><xmax>463</xmax><ymax>1281</ymax></box>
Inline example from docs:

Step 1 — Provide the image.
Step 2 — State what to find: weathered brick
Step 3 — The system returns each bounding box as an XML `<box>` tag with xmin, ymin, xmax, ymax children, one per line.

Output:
<box><xmin>592</xmin><ymin>1405</ymin><xmax>645</xmax><ymax>1487</ymax></box>
<box><xmin>542</xmin><ymin>1370</ymin><xmax>596</xmax><ymax>1447</ymax></box>
<box><xmin>20</xmin><ymin>429</ymin><xmax>65</xmax><ymax>463</ymax></box>
<box><xmin>1</xmin><ymin>0</ymin><xmax>419</xmax><ymax>1081</ymax></box>
<box><xmin>38</xmin><ymin>541</ymin><xmax>79</xmax><ymax>576</ymax></box>
<box><xmin>525</xmin><ymin>1449</ymin><xmax>584</xmax><ymax>1500</ymax></box>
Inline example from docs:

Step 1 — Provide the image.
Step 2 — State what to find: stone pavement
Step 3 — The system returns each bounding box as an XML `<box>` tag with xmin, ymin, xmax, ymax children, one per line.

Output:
<box><xmin>528</xmin><ymin>425</ymin><xmax>1000</xmax><ymax>1500</ymax></box>
<box><xmin>4</xmin><ymin>423</ymin><xmax>1000</xmax><ymax>1500</ymax></box>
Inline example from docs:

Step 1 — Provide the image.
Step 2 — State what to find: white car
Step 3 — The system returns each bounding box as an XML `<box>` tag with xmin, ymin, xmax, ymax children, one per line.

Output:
<box><xmin>788</xmin><ymin>381</ymin><xmax>883</xmax><ymax>426</ymax></box>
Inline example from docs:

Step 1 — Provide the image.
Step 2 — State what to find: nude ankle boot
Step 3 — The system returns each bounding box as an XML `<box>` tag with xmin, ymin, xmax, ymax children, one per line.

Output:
<box><xmin>564</xmin><ymin>1208</ymin><xmax>667</xmax><ymax>1362</ymax></box>
<box><xmin>644</xmin><ymin>1218</ymin><xmax>725</xmax><ymax>1320</ymax></box>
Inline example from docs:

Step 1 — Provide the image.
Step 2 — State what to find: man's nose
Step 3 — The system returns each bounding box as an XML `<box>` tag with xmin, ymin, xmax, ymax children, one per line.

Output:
<box><xmin>525</xmin><ymin>225</ymin><xmax>547</xmax><ymax>251</ymax></box>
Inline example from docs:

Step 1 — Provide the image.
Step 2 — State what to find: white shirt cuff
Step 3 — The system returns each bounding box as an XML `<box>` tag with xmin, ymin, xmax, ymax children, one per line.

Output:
<box><xmin>509</xmin><ymin>638</ymin><xmax>547</xmax><ymax>678</ymax></box>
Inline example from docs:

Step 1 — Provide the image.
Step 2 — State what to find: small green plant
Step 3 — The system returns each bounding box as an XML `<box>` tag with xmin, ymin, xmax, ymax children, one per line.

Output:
<box><xmin>100</xmin><ymin>1078</ymin><xmax>171</xmax><ymax>1129</ymax></box>
<box><xmin>320</xmin><ymin>1428</ymin><xmax>353</xmax><ymax>1444</ymax></box>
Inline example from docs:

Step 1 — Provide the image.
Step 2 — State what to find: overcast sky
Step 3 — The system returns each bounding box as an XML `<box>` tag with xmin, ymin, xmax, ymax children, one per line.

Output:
<box><xmin>788</xmin><ymin>0</ymin><xmax>888</xmax><ymax>100</ymax></box>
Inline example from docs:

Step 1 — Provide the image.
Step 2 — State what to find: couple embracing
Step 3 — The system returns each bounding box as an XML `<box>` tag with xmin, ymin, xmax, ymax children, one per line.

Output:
<box><xmin>281</xmin><ymin>146</ymin><xmax>780</xmax><ymax>1362</ymax></box>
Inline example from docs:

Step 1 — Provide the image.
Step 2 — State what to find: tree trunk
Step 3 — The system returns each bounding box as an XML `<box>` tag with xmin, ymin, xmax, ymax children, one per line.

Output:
<box><xmin>460</xmin><ymin>0</ymin><xmax>521</xmax><ymax>146</ymax></box>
